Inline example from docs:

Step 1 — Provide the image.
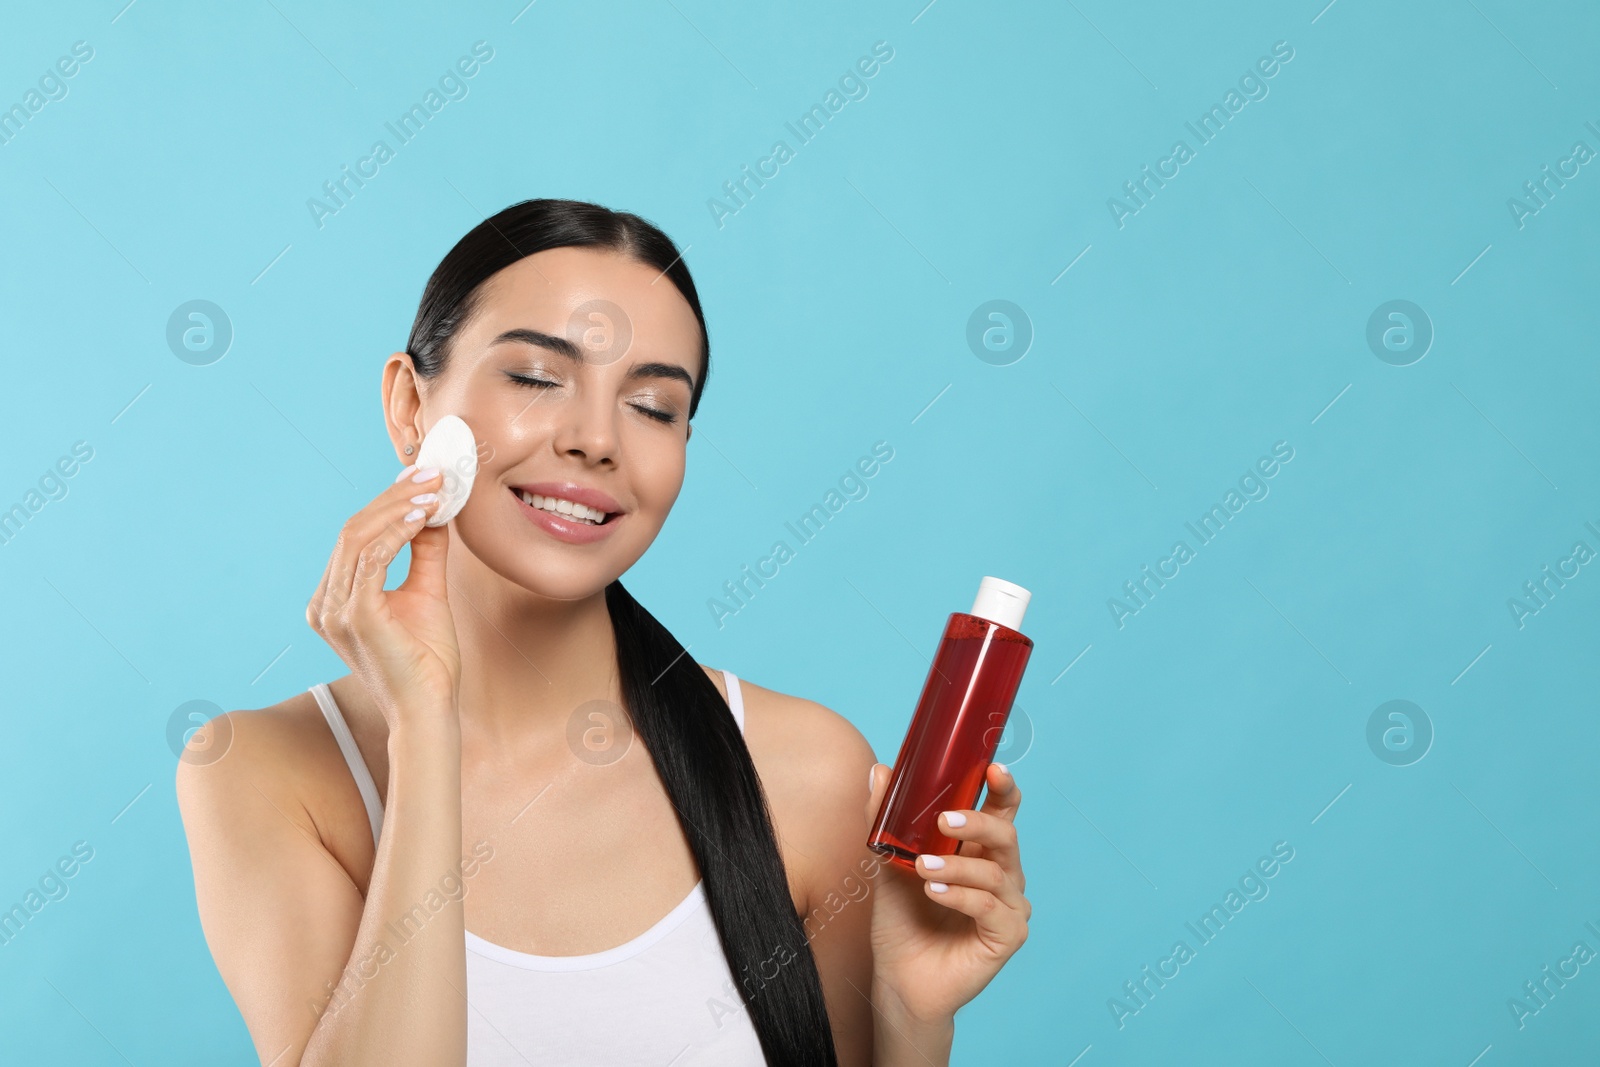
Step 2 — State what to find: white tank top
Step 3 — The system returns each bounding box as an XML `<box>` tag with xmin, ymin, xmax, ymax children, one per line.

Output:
<box><xmin>308</xmin><ymin>670</ymin><xmax>769</xmax><ymax>1065</ymax></box>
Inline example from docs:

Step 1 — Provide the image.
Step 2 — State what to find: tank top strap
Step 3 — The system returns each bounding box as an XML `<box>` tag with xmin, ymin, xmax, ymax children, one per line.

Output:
<box><xmin>720</xmin><ymin>669</ymin><xmax>746</xmax><ymax>736</ymax></box>
<box><xmin>308</xmin><ymin>683</ymin><xmax>385</xmax><ymax>847</ymax></box>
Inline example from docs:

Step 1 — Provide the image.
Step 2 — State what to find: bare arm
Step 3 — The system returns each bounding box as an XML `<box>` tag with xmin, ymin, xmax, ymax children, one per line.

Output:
<box><xmin>177</xmin><ymin>713</ymin><xmax>465</xmax><ymax>1066</ymax></box>
<box><xmin>764</xmin><ymin>696</ymin><xmax>954</xmax><ymax>1066</ymax></box>
<box><xmin>178</xmin><ymin>461</ymin><xmax>473</xmax><ymax>1064</ymax></box>
<box><xmin>798</xmin><ymin>701</ymin><xmax>1027</xmax><ymax>1067</ymax></box>
<box><xmin>799</xmin><ymin>724</ymin><xmax>878</xmax><ymax>1067</ymax></box>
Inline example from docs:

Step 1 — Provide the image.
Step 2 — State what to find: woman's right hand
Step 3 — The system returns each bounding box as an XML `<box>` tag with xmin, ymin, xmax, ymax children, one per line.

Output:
<box><xmin>306</xmin><ymin>465</ymin><xmax>462</xmax><ymax>730</ymax></box>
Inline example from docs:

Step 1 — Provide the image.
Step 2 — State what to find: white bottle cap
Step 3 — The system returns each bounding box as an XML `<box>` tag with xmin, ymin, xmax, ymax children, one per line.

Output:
<box><xmin>970</xmin><ymin>576</ymin><xmax>1030</xmax><ymax>631</ymax></box>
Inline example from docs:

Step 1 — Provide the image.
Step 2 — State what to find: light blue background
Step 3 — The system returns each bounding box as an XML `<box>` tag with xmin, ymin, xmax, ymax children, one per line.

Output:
<box><xmin>2</xmin><ymin>0</ymin><xmax>1597</xmax><ymax>1063</ymax></box>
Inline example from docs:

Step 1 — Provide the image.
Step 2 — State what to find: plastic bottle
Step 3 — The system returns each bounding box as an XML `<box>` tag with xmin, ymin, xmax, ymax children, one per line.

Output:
<box><xmin>868</xmin><ymin>576</ymin><xmax>1034</xmax><ymax>871</ymax></box>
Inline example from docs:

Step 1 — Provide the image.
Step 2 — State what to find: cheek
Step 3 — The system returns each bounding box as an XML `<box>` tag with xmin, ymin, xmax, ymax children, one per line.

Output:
<box><xmin>635</xmin><ymin>439</ymin><xmax>687</xmax><ymax>513</ymax></box>
<box><xmin>460</xmin><ymin>391</ymin><xmax>547</xmax><ymax>468</ymax></box>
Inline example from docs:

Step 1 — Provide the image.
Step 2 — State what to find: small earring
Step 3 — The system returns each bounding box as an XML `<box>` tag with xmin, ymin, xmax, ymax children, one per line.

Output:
<box><xmin>404</xmin><ymin>445</ymin><xmax>415</xmax><ymax>455</ymax></box>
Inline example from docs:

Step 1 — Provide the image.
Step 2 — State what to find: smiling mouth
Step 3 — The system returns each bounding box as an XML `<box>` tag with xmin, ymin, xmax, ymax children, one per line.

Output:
<box><xmin>511</xmin><ymin>487</ymin><xmax>618</xmax><ymax>525</ymax></box>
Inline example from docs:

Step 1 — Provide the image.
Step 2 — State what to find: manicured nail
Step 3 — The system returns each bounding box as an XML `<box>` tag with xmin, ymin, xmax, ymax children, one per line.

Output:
<box><xmin>403</xmin><ymin>508</ymin><xmax>425</xmax><ymax>522</ymax></box>
<box><xmin>410</xmin><ymin>493</ymin><xmax>438</xmax><ymax>505</ymax></box>
<box><xmin>921</xmin><ymin>854</ymin><xmax>946</xmax><ymax>870</ymax></box>
<box><xmin>394</xmin><ymin>464</ymin><xmax>418</xmax><ymax>482</ymax></box>
<box><xmin>868</xmin><ymin>764</ymin><xmax>878</xmax><ymax>794</ymax></box>
<box><xmin>993</xmin><ymin>762</ymin><xmax>1010</xmax><ymax>778</ymax></box>
<box><xmin>942</xmin><ymin>811</ymin><xmax>967</xmax><ymax>828</ymax></box>
<box><xmin>412</xmin><ymin>467</ymin><xmax>441</xmax><ymax>483</ymax></box>
<box><xmin>929</xmin><ymin>881</ymin><xmax>949</xmax><ymax>893</ymax></box>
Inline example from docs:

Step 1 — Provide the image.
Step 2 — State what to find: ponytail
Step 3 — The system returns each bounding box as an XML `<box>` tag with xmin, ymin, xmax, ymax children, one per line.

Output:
<box><xmin>608</xmin><ymin>580</ymin><xmax>838</xmax><ymax>1065</ymax></box>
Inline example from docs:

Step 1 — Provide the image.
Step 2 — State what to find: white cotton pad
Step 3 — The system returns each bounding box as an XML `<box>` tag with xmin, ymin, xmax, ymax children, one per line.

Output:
<box><xmin>414</xmin><ymin>414</ymin><xmax>478</xmax><ymax>527</ymax></box>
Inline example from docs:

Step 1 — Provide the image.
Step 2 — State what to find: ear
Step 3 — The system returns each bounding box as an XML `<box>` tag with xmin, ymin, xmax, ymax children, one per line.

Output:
<box><xmin>685</xmin><ymin>421</ymin><xmax>693</xmax><ymax>443</ymax></box>
<box><xmin>382</xmin><ymin>352</ymin><xmax>425</xmax><ymax>462</ymax></box>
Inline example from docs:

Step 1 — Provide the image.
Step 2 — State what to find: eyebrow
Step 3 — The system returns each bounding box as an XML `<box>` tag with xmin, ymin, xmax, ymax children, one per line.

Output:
<box><xmin>490</xmin><ymin>327</ymin><xmax>695</xmax><ymax>391</ymax></box>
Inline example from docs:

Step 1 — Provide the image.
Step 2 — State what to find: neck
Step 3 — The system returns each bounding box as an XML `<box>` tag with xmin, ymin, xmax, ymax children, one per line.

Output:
<box><xmin>446</xmin><ymin>545</ymin><xmax>620</xmax><ymax>745</ymax></box>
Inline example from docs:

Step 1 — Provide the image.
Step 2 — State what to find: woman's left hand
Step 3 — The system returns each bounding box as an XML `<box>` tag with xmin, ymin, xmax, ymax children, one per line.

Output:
<box><xmin>864</xmin><ymin>762</ymin><xmax>1031</xmax><ymax>1026</ymax></box>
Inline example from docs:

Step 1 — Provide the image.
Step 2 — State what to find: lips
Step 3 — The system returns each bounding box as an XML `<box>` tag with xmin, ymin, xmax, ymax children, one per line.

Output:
<box><xmin>509</xmin><ymin>486</ymin><xmax>625</xmax><ymax>545</ymax></box>
<box><xmin>508</xmin><ymin>481</ymin><xmax>623</xmax><ymax>516</ymax></box>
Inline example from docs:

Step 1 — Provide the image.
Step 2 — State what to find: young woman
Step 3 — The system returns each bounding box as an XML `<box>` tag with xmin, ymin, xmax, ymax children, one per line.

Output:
<box><xmin>177</xmin><ymin>198</ymin><xmax>1031</xmax><ymax>1066</ymax></box>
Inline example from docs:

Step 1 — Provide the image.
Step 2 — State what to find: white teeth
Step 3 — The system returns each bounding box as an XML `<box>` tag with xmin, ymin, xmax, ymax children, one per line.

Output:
<box><xmin>518</xmin><ymin>490</ymin><xmax>607</xmax><ymax>525</ymax></box>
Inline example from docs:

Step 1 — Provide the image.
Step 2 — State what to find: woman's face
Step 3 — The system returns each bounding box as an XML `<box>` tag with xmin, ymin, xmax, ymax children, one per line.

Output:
<box><xmin>397</xmin><ymin>246</ymin><xmax>702</xmax><ymax>601</ymax></box>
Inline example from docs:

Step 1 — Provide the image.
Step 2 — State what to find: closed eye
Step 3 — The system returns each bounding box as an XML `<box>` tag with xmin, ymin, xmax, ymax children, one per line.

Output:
<box><xmin>507</xmin><ymin>373</ymin><xmax>678</xmax><ymax>425</ymax></box>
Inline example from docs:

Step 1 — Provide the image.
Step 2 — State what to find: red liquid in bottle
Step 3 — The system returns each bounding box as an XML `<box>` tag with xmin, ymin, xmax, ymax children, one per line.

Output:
<box><xmin>869</xmin><ymin>607</ymin><xmax>1033</xmax><ymax>871</ymax></box>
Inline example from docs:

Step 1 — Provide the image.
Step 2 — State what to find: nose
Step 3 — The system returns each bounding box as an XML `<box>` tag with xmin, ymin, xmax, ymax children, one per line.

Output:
<box><xmin>551</xmin><ymin>384</ymin><xmax>618</xmax><ymax>467</ymax></box>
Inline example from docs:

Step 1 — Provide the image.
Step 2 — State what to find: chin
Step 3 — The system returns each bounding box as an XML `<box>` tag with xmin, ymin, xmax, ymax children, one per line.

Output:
<box><xmin>504</xmin><ymin>562</ymin><xmax>616</xmax><ymax>603</ymax></box>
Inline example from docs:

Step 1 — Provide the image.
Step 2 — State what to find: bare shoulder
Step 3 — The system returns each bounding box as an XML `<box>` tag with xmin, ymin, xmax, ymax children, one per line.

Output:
<box><xmin>698</xmin><ymin>663</ymin><xmax>875</xmax><ymax>779</ymax></box>
<box><xmin>175</xmin><ymin>690</ymin><xmax>334</xmax><ymax>799</ymax></box>
<box><xmin>698</xmin><ymin>664</ymin><xmax>879</xmax><ymax>905</ymax></box>
<box><xmin>174</xmin><ymin>685</ymin><xmax>375</xmax><ymax>889</ymax></box>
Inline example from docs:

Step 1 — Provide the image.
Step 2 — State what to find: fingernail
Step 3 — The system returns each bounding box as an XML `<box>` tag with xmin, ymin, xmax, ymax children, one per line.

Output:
<box><xmin>921</xmin><ymin>854</ymin><xmax>946</xmax><ymax>870</ymax></box>
<box><xmin>403</xmin><ymin>508</ymin><xmax>425</xmax><ymax>522</ymax></box>
<box><xmin>929</xmin><ymin>881</ymin><xmax>949</xmax><ymax>894</ymax></box>
<box><xmin>394</xmin><ymin>464</ymin><xmax>418</xmax><ymax>482</ymax></box>
<box><xmin>868</xmin><ymin>764</ymin><xmax>878</xmax><ymax>794</ymax></box>
<box><xmin>410</xmin><ymin>493</ymin><xmax>438</xmax><ymax>505</ymax></box>
<box><xmin>942</xmin><ymin>811</ymin><xmax>967</xmax><ymax>828</ymax></box>
<box><xmin>412</xmin><ymin>467</ymin><xmax>441</xmax><ymax>483</ymax></box>
<box><xmin>993</xmin><ymin>762</ymin><xmax>1010</xmax><ymax>778</ymax></box>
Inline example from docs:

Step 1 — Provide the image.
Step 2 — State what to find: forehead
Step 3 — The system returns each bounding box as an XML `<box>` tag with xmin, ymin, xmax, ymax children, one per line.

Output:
<box><xmin>463</xmin><ymin>246</ymin><xmax>702</xmax><ymax>355</ymax></box>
